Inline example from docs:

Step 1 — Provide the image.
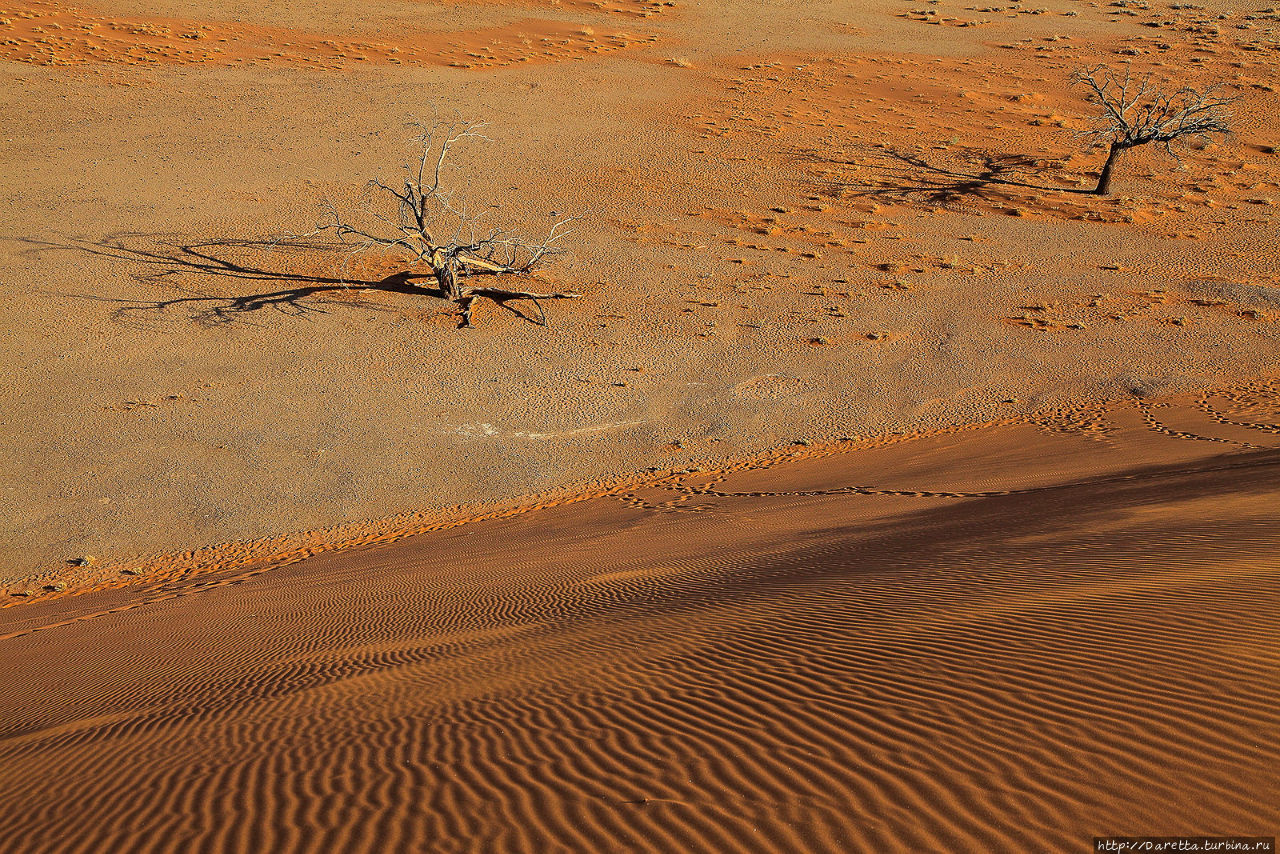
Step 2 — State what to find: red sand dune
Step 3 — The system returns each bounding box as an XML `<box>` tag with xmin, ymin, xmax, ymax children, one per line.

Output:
<box><xmin>1</xmin><ymin>386</ymin><xmax>1277</xmax><ymax>853</ymax></box>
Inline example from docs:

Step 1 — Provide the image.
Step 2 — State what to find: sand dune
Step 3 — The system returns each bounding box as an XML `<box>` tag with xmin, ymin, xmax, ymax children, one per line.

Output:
<box><xmin>2</xmin><ymin>388</ymin><xmax>1277</xmax><ymax>853</ymax></box>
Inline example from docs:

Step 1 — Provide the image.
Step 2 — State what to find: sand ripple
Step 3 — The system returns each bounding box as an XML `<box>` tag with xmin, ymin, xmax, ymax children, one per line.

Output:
<box><xmin>1</xmin><ymin>390</ymin><xmax>1278</xmax><ymax>852</ymax></box>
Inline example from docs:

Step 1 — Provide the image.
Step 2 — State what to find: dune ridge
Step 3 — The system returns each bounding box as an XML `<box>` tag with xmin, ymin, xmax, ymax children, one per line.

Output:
<box><xmin>8</xmin><ymin>379</ymin><xmax>1276</xmax><ymax>610</ymax></box>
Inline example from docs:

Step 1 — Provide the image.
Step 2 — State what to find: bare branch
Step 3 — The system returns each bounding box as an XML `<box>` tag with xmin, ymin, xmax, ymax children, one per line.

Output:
<box><xmin>1071</xmin><ymin>64</ymin><xmax>1236</xmax><ymax>194</ymax></box>
<box><xmin>308</xmin><ymin>118</ymin><xmax>579</xmax><ymax>327</ymax></box>
<box><xmin>1070</xmin><ymin>64</ymin><xmax>1239</xmax><ymax>194</ymax></box>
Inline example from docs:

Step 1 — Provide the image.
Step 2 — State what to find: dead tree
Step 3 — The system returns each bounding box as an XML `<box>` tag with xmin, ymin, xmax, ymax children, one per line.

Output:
<box><xmin>314</xmin><ymin>119</ymin><xmax>578</xmax><ymax>327</ymax></box>
<box><xmin>1073</xmin><ymin>65</ymin><xmax>1235</xmax><ymax>196</ymax></box>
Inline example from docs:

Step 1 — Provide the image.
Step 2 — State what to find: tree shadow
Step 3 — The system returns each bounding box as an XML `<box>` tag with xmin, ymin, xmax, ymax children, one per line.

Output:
<box><xmin>17</xmin><ymin>234</ymin><xmax>552</xmax><ymax>328</ymax></box>
<box><xmin>799</xmin><ymin>146</ymin><xmax>1095</xmax><ymax>208</ymax></box>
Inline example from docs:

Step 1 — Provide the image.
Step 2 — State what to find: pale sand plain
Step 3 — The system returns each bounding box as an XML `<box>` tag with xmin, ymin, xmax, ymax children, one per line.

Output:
<box><xmin>1</xmin><ymin>0</ymin><xmax>1278</xmax><ymax>586</ymax></box>
<box><xmin>1</xmin><ymin>0</ymin><xmax>1279</xmax><ymax>849</ymax></box>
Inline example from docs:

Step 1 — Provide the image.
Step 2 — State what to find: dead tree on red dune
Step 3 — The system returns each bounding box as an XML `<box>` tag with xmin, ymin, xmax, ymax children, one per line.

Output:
<box><xmin>313</xmin><ymin>118</ymin><xmax>578</xmax><ymax>328</ymax></box>
<box><xmin>1073</xmin><ymin>64</ymin><xmax>1235</xmax><ymax>196</ymax></box>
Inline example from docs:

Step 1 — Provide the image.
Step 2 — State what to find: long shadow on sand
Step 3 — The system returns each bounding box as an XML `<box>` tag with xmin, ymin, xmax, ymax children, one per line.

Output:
<box><xmin>799</xmin><ymin>146</ymin><xmax>1095</xmax><ymax>208</ymax></box>
<box><xmin>19</xmin><ymin>235</ymin><xmax>548</xmax><ymax>327</ymax></box>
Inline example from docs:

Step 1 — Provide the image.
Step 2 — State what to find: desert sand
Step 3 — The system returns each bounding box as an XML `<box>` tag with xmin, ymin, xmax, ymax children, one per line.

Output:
<box><xmin>2</xmin><ymin>389</ymin><xmax>1279</xmax><ymax>851</ymax></box>
<box><xmin>3</xmin><ymin>0</ymin><xmax>1279</xmax><ymax>586</ymax></box>
<box><xmin>1</xmin><ymin>0</ymin><xmax>1279</xmax><ymax>848</ymax></box>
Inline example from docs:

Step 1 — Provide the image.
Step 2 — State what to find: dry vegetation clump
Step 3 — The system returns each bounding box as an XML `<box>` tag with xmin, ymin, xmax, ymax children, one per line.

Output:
<box><xmin>311</xmin><ymin>118</ymin><xmax>579</xmax><ymax>328</ymax></box>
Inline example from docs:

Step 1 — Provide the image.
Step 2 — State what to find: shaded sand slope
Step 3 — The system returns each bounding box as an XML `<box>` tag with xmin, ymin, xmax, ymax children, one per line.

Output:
<box><xmin>1</xmin><ymin>389</ymin><xmax>1278</xmax><ymax>852</ymax></box>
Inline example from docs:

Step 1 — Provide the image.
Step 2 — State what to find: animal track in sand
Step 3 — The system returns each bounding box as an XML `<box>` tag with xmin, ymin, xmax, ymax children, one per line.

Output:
<box><xmin>1137</xmin><ymin>400</ymin><xmax>1265</xmax><ymax>449</ymax></box>
<box><xmin>1031</xmin><ymin>403</ymin><xmax>1116</xmax><ymax>445</ymax></box>
<box><xmin>1199</xmin><ymin>384</ymin><xmax>1280</xmax><ymax>436</ymax></box>
<box><xmin>659</xmin><ymin>396</ymin><xmax>1277</xmax><ymax>505</ymax></box>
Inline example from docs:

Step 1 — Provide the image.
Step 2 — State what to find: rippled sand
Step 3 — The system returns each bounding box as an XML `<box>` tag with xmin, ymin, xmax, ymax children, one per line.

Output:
<box><xmin>2</xmin><ymin>385</ymin><xmax>1277</xmax><ymax>853</ymax></box>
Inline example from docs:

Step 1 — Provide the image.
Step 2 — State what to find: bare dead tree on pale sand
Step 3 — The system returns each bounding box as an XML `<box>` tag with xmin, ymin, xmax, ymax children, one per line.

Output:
<box><xmin>312</xmin><ymin>118</ymin><xmax>579</xmax><ymax>328</ymax></box>
<box><xmin>1073</xmin><ymin>64</ymin><xmax>1236</xmax><ymax>196</ymax></box>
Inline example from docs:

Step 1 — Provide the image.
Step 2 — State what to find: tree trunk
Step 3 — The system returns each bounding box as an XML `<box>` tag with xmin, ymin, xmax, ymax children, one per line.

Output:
<box><xmin>434</xmin><ymin>253</ymin><xmax>463</xmax><ymax>302</ymax></box>
<box><xmin>1094</xmin><ymin>143</ymin><xmax>1125</xmax><ymax>195</ymax></box>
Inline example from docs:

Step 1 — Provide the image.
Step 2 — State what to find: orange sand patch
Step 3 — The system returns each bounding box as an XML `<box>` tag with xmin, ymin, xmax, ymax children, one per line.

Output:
<box><xmin>690</xmin><ymin>38</ymin><xmax>1280</xmax><ymax>223</ymax></box>
<box><xmin>1002</xmin><ymin>279</ymin><xmax>1280</xmax><ymax>333</ymax></box>
<box><xmin>0</xmin><ymin>0</ymin><xmax>656</xmax><ymax>69</ymax></box>
<box><xmin>441</xmin><ymin>0</ymin><xmax>677</xmax><ymax>18</ymax></box>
